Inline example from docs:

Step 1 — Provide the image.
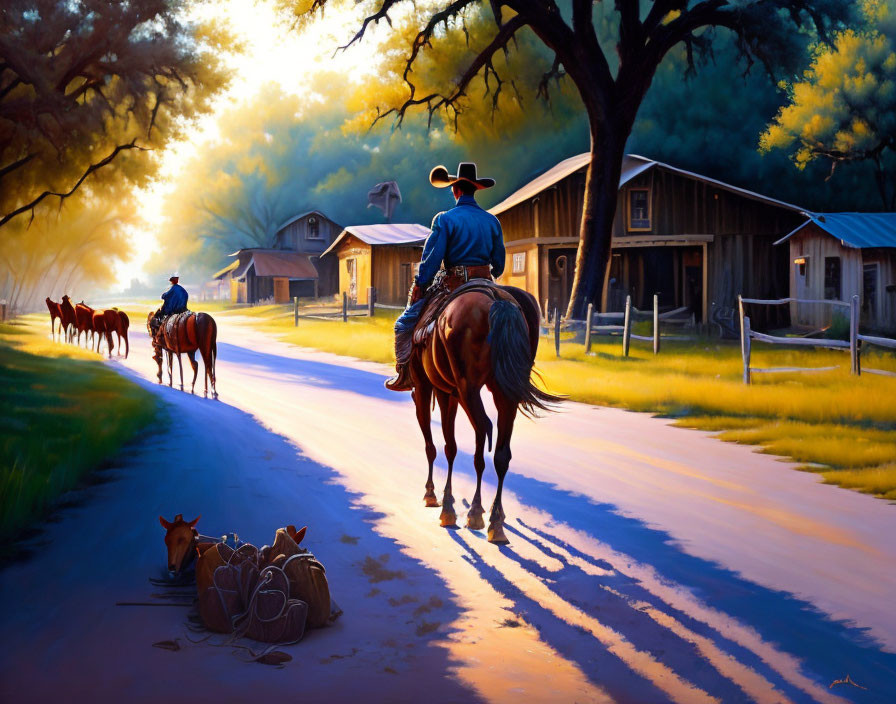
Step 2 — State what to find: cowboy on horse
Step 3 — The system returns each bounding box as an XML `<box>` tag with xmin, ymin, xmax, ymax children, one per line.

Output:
<box><xmin>385</xmin><ymin>162</ymin><xmax>506</xmax><ymax>391</ymax></box>
<box><xmin>150</xmin><ymin>274</ymin><xmax>189</xmax><ymax>340</ymax></box>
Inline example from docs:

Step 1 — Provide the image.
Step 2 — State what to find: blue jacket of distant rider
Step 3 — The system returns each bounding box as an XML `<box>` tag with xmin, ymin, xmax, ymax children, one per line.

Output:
<box><xmin>415</xmin><ymin>194</ymin><xmax>506</xmax><ymax>289</ymax></box>
<box><xmin>160</xmin><ymin>283</ymin><xmax>189</xmax><ymax>316</ymax></box>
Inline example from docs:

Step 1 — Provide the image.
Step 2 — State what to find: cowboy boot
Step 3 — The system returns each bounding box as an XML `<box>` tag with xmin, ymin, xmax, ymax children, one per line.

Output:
<box><xmin>384</xmin><ymin>331</ymin><xmax>414</xmax><ymax>391</ymax></box>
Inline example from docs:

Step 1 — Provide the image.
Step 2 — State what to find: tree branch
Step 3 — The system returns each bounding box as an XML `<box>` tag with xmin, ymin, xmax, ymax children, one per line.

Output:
<box><xmin>0</xmin><ymin>141</ymin><xmax>148</xmax><ymax>228</ymax></box>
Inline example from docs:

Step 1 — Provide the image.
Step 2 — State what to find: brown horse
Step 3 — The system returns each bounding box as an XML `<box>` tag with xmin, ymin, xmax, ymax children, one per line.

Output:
<box><xmin>74</xmin><ymin>302</ymin><xmax>94</xmax><ymax>348</ymax></box>
<box><xmin>59</xmin><ymin>295</ymin><xmax>77</xmax><ymax>343</ymax></box>
<box><xmin>159</xmin><ymin>514</ymin><xmax>201</xmax><ymax>574</ymax></box>
<box><xmin>91</xmin><ymin>309</ymin><xmax>112</xmax><ymax>356</ymax></box>
<box><xmin>146</xmin><ymin>311</ymin><xmax>218</xmax><ymax>398</ymax></box>
<box><xmin>409</xmin><ymin>284</ymin><xmax>558</xmax><ymax>543</ymax></box>
<box><xmin>113</xmin><ymin>309</ymin><xmax>129</xmax><ymax>358</ymax></box>
<box><xmin>45</xmin><ymin>297</ymin><xmax>62</xmax><ymax>341</ymax></box>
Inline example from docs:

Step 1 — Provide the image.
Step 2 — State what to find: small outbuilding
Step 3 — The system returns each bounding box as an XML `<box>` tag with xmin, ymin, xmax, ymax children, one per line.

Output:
<box><xmin>322</xmin><ymin>224</ymin><xmax>430</xmax><ymax>305</ymax></box>
<box><xmin>775</xmin><ymin>213</ymin><xmax>896</xmax><ymax>333</ymax></box>
<box><xmin>214</xmin><ymin>249</ymin><xmax>321</xmax><ymax>304</ymax></box>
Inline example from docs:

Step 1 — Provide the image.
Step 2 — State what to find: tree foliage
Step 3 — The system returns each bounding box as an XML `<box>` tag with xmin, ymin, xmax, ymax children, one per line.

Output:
<box><xmin>284</xmin><ymin>0</ymin><xmax>853</xmax><ymax>318</ymax></box>
<box><xmin>760</xmin><ymin>0</ymin><xmax>896</xmax><ymax>210</ymax></box>
<box><xmin>148</xmin><ymin>76</ymin><xmax>590</xmax><ymax>282</ymax></box>
<box><xmin>0</xmin><ymin>0</ymin><xmax>232</xmax><ymax>227</ymax></box>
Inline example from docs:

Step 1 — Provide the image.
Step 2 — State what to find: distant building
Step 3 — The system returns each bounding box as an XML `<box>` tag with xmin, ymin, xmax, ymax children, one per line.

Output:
<box><xmin>776</xmin><ymin>213</ymin><xmax>896</xmax><ymax>332</ymax></box>
<box><xmin>322</xmin><ymin>224</ymin><xmax>430</xmax><ymax>306</ymax></box>
<box><xmin>489</xmin><ymin>153</ymin><xmax>807</xmax><ymax>328</ymax></box>
<box><xmin>212</xmin><ymin>210</ymin><xmax>341</xmax><ymax>303</ymax></box>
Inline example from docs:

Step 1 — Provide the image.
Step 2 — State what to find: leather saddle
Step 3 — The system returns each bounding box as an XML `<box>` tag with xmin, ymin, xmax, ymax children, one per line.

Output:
<box><xmin>412</xmin><ymin>280</ymin><xmax>513</xmax><ymax>346</ymax></box>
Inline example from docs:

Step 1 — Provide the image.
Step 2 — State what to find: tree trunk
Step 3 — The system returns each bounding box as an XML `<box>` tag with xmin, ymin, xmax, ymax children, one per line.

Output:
<box><xmin>565</xmin><ymin>123</ymin><xmax>629</xmax><ymax>320</ymax></box>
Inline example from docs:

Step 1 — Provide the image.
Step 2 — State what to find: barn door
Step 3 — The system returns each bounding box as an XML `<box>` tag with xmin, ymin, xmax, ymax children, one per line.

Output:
<box><xmin>548</xmin><ymin>248</ymin><xmax>577</xmax><ymax>316</ymax></box>
<box><xmin>347</xmin><ymin>259</ymin><xmax>357</xmax><ymax>303</ymax></box>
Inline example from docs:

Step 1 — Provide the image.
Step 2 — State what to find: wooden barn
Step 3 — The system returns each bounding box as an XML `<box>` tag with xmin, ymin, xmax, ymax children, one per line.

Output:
<box><xmin>212</xmin><ymin>210</ymin><xmax>340</xmax><ymax>303</ymax></box>
<box><xmin>776</xmin><ymin>213</ymin><xmax>896</xmax><ymax>333</ymax></box>
<box><xmin>322</xmin><ymin>224</ymin><xmax>430</xmax><ymax>306</ymax></box>
<box><xmin>489</xmin><ymin>153</ymin><xmax>807</xmax><ymax>327</ymax></box>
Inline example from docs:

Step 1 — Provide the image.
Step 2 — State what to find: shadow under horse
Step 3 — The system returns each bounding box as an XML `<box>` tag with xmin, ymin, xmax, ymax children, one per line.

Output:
<box><xmin>409</xmin><ymin>283</ymin><xmax>560</xmax><ymax>543</ymax></box>
<box><xmin>147</xmin><ymin>311</ymin><xmax>218</xmax><ymax>399</ymax></box>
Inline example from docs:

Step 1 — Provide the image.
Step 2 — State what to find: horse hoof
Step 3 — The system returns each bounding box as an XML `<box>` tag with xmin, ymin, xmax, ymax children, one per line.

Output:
<box><xmin>488</xmin><ymin>524</ymin><xmax>509</xmax><ymax>544</ymax></box>
<box><xmin>466</xmin><ymin>512</ymin><xmax>485</xmax><ymax>531</ymax></box>
<box><xmin>440</xmin><ymin>511</ymin><xmax>457</xmax><ymax>527</ymax></box>
<box><xmin>424</xmin><ymin>494</ymin><xmax>440</xmax><ymax>508</ymax></box>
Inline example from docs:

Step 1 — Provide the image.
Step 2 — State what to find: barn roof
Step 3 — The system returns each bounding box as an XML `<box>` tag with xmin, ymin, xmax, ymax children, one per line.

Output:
<box><xmin>223</xmin><ymin>248</ymin><xmax>319</xmax><ymax>280</ymax></box>
<box><xmin>487</xmin><ymin>153</ymin><xmax>806</xmax><ymax>216</ymax></box>
<box><xmin>275</xmin><ymin>210</ymin><xmax>335</xmax><ymax>233</ymax></box>
<box><xmin>322</xmin><ymin>223</ymin><xmax>430</xmax><ymax>257</ymax></box>
<box><xmin>775</xmin><ymin>212</ymin><xmax>896</xmax><ymax>249</ymax></box>
<box><xmin>212</xmin><ymin>259</ymin><xmax>239</xmax><ymax>280</ymax></box>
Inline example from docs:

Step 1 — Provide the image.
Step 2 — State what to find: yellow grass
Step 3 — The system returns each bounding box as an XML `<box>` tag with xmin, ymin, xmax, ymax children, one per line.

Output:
<box><xmin>208</xmin><ymin>306</ymin><xmax>896</xmax><ymax>500</ymax></box>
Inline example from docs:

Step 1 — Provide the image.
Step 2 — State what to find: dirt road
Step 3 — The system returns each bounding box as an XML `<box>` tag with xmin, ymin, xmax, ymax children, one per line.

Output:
<box><xmin>2</xmin><ymin>317</ymin><xmax>894</xmax><ymax>703</ymax></box>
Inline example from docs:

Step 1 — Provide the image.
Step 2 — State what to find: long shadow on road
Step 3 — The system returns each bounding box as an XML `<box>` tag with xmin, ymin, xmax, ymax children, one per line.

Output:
<box><xmin>0</xmin><ymin>365</ymin><xmax>480</xmax><ymax>704</ymax></box>
<box><xmin>449</xmin><ymin>468</ymin><xmax>896</xmax><ymax>704</ymax></box>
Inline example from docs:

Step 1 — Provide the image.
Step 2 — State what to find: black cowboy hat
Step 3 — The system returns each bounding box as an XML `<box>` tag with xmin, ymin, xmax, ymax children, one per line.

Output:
<box><xmin>429</xmin><ymin>162</ymin><xmax>495</xmax><ymax>190</ymax></box>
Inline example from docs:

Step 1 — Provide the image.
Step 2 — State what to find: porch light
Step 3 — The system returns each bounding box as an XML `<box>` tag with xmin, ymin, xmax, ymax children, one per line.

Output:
<box><xmin>794</xmin><ymin>257</ymin><xmax>806</xmax><ymax>265</ymax></box>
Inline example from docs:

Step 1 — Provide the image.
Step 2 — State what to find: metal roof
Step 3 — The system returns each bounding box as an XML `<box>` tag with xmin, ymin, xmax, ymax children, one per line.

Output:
<box><xmin>488</xmin><ymin>153</ymin><xmax>806</xmax><ymax>216</ymax></box>
<box><xmin>221</xmin><ymin>248</ymin><xmax>319</xmax><ymax>280</ymax></box>
<box><xmin>212</xmin><ymin>259</ymin><xmax>239</xmax><ymax>280</ymax></box>
<box><xmin>775</xmin><ymin>212</ymin><xmax>896</xmax><ymax>249</ymax></box>
<box><xmin>322</xmin><ymin>223</ymin><xmax>430</xmax><ymax>257</ymax></box>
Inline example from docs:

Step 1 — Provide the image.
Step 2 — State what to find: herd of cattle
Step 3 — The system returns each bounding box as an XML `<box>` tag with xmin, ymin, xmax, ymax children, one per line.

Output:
<box><xmin>45</xmin><ymin>295</ymin><xmax>129</xmax><ymax>358</ymax></box>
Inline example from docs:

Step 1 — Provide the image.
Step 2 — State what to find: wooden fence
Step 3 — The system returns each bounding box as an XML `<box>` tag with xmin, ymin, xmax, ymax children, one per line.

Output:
<box><xmin>292</xmin><ymin>288</ymin><xmax>377</xmax><ymax>325</ymax></box>
<box><xmin>550</xmin><ymin>295</ymin><xmax>694</xmax><ymax>357</ymax></box>
<box><xmin>737</xmin><ymin>294</ymin><xmax>896</xmax><ymax>383</ymax></box>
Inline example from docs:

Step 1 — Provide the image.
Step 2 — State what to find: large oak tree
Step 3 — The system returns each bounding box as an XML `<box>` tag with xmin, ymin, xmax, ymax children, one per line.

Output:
<box><xmin>0</xmin><ymin>0</ymin><xmax>230</xmax><ymax>228</ymax></box>
<box><xmin>287</xmin><ymin>0</ymin><xmax>851</xmax><ymax>317</ymax></box>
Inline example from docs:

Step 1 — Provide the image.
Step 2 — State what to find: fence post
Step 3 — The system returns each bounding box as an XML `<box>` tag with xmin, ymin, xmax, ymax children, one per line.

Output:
<box><xmin>653</xmin><ymin>294</ymin><xmax>660</xmax><ymax>355</ymax></box>
<box><xmin>850</xmin><ymin>294</ymin><xmax>859</xmax><ymax>375</ymax></box>
<box><xmin>544</xmin><ymin>299</ymin><xmax>550</xmax><ymax>323</ymax></box>
<box><xmin>293</xmin><ymin>296</ymin><xmax>299</xmax><ymax>327</ymax></box>
<box><xmin>0</xmin><ymin>299</ymin><xmax>7</xmax><ymax>322</ymax></box>
<box><xmin>623</xmin><ymin>295</ymin><xmax>632</xmax><ymax>357</ymax></box>
<box><xmin>742</xmin><ymin>315</ymin><xmax>752</xmax><ymax>384</ymax></box>
<box><xmin>585</xmin><ymin>302</ymin><xmax>593</xmax><ymax>354</ymax></box>
<box><xmin>554</xmin><ymin>308</ymin><xmax>560</xmax><ymax>357</ymax></box>
<box><xmin>738</xmin><ymin>294</ymin><xmax>745</xmax><ymax>359</ymax></box>
<box><xmin>368</xmin><ymin>287</ymin><xmax>375</xmax><ymax>317</ymax></box>
<box><xmin>342</xmin><ymin>292</ymin><xmax>348</xmax><ymax>322</ymax></box>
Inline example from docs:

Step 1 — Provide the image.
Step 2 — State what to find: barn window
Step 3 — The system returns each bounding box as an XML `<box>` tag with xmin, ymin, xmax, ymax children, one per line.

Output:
<box><xmin>512</xmin><ymin>252</ymin><xmax>526</xmax><ymax>274</ymax></box>
<box><xmin>627</xmin><ymin>189</ymin><xmax>651</xmax><ymax>231</ymax></box>
<box><xmin>307</xmin><ymin>216</ymin><xmax>321</xmax><ymax>240</ymax></box>
<box><xmin>824</xmin><ymin>256</ymin><xmax>841</xmax><ymax>300</ymax></box>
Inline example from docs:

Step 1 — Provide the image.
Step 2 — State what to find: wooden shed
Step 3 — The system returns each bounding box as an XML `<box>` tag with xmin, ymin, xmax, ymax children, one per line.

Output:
<box><xmin>211</xmin><ymin>209</ymin><xmax>341</xmax><ymax>302</ymax></box>
<box><xmin>322</xmin><ymin>224</ymin><xmax>430</xmax><ymax>305</ymax></box>
<box><xmin>215</xmin><ymin>249</ymin><xmax>321</xmax><ymax>304</ymax></box>
<box><xmin>776</xmin><ymin>213</ymin><xmax>896</xmax><ymax>333</ymax></box>
<box><xmin>489</xmin><ymin>153</ymin><xmax>807</xmax><ymax>327</ymax></box>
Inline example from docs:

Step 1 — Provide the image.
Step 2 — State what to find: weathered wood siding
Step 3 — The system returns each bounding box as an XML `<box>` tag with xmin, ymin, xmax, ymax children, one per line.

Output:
<box><xmin>274</xmin><ymin>213</ymin><xmax>341</xmax><ymax>255</ymax></box>
<box><xmin>497</xmin><ymin>162</ymin><xmax>802</xmax><ymax>325</ymax></box>
<box><xmin>788</xmin><ymin>226</ymin><xmax>896</xmax><ymax>331</ymax></box>
<box><xmin>373</xmin><ymin>246</ymin><xmax>423</xmax><ymax>305</ymax></box>
<box><xmin>334</xmin><ymin>236</ymin><xmax>372</xmax><ymax>304</ymax></box>
<box><xmin>498</xmin><ymin>243</ymin><xmax>540</xmax><ymax>298</ymax></box>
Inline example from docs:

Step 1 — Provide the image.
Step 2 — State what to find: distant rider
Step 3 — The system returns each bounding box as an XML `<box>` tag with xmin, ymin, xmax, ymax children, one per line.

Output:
<box><xmin>151</xmin><ymin>274</ymin><xmax>189</xmax><ymax>340</ymax></box>
<box><xmin>385</xmin><ymin>162</ymin><xmax>505</xmax><ymax>391</ymax></box>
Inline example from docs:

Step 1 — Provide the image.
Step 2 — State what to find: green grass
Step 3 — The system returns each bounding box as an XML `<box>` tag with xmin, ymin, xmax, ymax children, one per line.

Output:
<box><xmin>0</xmin><ymin>320</ymin><xmax>159</xmax><ymax>544</ymax></box>
<box><xmin>207</xmin><ymin>303</ymin><xmax>896</xmax><ymax>501</ymax></box>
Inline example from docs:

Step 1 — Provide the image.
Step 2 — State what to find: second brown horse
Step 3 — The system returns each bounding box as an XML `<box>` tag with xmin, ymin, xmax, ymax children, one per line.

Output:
<box><xmin>147</xmin><ymin>311</ymin><xmax>218</xmax><ymax>398</ymax></box>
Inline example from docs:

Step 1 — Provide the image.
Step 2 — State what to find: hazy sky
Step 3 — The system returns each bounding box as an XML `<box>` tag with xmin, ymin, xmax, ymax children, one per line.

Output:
<box><xmin>116</xmin><ymin>0</ymin><xmax>383</xmax><ymax>288</ymax></box>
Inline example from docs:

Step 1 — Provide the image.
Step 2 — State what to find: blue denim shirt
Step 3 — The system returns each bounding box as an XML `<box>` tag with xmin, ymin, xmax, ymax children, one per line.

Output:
<box><xmin>160</xmin><ymin>283</ymin><xmax>189</xmax><ymax>315</ymax></box>
<box><xmin>415</xmin><ymin>194</ymin><xmax>506</xmax><ymax>289</ymax></box>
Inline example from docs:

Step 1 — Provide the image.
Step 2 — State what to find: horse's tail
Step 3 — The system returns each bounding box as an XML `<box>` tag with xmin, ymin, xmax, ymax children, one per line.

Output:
<box><xmin>488</xmin><ymin>299</ymin><xmax>561</xmax><ymax>418</ymax></box>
